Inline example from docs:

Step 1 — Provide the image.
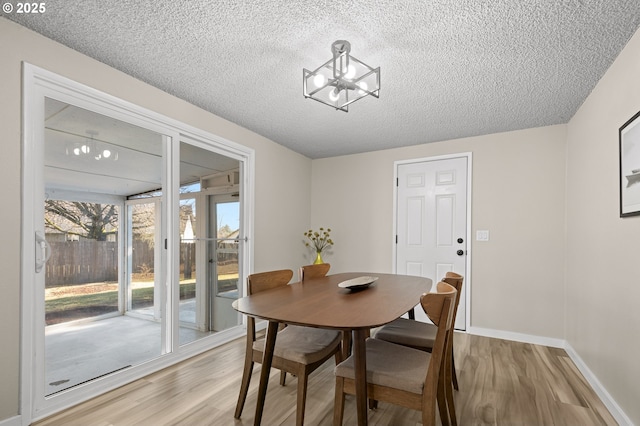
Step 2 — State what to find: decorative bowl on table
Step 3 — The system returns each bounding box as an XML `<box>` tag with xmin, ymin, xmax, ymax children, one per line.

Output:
<box><xmin>337</xmin><ymin>276</ymin><xmax>378</xmax><ymax>290</ymax></box>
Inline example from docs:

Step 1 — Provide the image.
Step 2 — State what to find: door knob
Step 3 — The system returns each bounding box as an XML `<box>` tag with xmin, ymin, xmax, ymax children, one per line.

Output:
<box><xmin>456</xmin><ymin>250</ymin><xmax>464</xmax><ymax>256</ymax></box>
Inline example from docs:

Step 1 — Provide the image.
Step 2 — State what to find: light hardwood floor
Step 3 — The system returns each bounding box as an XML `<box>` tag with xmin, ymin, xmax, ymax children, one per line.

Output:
<box><xmin>35</xmin><ymin>332</ymin><xmax>617</xmax><ymax>425</ymax></box>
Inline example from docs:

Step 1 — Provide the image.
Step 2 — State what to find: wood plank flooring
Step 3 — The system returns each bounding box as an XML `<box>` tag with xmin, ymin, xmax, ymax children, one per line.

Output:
<box><xmin>35</xmin><ymin>332</ymin><xmax>617</xmax><ymax>425</ymax></box>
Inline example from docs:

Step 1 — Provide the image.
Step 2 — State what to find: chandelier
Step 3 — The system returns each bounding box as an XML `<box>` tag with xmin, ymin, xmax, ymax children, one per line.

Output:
<box><xmin>303</xmin><ymin>40</ymin><xmax>380</xmax><ymax>112</ymax></box>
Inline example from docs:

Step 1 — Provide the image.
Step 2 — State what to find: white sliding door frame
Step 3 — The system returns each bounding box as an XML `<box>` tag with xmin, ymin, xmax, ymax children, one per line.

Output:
<box><xmin>21</xmin><ymin>63</ymin><xmax>255</xmax><ymax>423</ymax></box>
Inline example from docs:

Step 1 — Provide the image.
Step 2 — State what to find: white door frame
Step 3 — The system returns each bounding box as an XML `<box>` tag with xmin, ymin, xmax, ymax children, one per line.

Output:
<box><xmin>392</xmin><ymin>152</ymin><xmax>472</xmax><ymax>331</ymax></box>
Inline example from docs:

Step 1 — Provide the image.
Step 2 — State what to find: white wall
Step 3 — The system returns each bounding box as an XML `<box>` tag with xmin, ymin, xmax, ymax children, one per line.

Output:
<box><xmin>310</xmin><ymin>125</ymin><xmax>567</xmax><ymax>338</ymax></box>
<box><xmin>0</xmin><ymin>17</ymin><xmax>311</xmax><ymax>421</ymax></box>
<box><xmin>566</xmin><ymin>27</ymin><xmax>640</xmax><ymax>425</ymax></box>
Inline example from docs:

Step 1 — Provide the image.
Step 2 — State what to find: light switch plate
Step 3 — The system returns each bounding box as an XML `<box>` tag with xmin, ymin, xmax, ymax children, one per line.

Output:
<box><xmin>476</xmin><ymin>230</ymin><xmax>490</xmax><ymax>241</ymax></box>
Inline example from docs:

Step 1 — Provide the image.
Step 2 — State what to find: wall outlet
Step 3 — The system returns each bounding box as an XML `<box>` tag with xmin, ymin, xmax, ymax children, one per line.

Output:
<box><xmin>476</xmin><ymin>230</ymin><xmax>490</xmax><ymax>241</ymax></box>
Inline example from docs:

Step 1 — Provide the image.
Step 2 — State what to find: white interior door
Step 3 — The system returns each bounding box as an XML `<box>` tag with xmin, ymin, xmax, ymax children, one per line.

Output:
<box><xmin>395</xmin><ymin>155</ymin><xmax>469</xmax><ymax>330</ymax></box>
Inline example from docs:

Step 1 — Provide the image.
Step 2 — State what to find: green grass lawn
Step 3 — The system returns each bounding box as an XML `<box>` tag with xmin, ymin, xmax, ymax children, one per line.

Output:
<box><xmin>45</xmin><ymin>280</ymin><xmax>237</xmax><ymax>325</ymax></box>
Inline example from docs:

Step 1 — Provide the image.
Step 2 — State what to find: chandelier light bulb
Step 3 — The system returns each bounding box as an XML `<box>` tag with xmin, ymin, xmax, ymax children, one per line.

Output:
<box><xmin>357</xmin><ymin>81</ymin><xmax>368</xmax><ymax>95</ymax></box>
<box><xmin>313</xmin><ymin>74</ymin><xmax>326</xmax><ymax>88</ymax></box>
<box><xmin>344</xmin><ymin>64</ymin><xmax>356</xmax><ymax>79</ymax></box>
<box><xmin>328</xmin><ymin>88</ymin><xmax>340</xmax><ymax>102</ymax></box>
<box><xmin>103</xmin><ymin>149</ymin><xmax>112</xmax><ymax>159</ymax></box>
<box><xmin>81</xmin><ymin>144</ymin><xmax>90</xmax><ymax>154</ymax></box>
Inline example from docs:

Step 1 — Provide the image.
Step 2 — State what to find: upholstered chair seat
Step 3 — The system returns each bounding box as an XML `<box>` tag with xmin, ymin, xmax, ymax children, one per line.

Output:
<box><xmin>374</xmin><ymin>318</ymin><xmax>437</xmax><ymax>349</ymax></box>
<box><xmin>253</xmin><ymin>325</ymin><xmax>342</xmax><ymax>365</ymax></box>
<box><xmin>334</xmin><ymin>338</ymin><xmax>430</xmax><ymax>394</ymax></box>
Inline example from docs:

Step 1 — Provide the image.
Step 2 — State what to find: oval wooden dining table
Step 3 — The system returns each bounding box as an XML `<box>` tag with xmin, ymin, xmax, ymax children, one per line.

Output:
<box><xmin>232</xmin><ymin>272</ymin><xmax>433</xmax><ymax>426</ymax></box>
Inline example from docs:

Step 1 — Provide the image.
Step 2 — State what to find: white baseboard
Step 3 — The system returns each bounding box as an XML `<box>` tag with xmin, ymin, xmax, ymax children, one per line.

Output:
<box><xmin>0</xmin><ymin>415</ymin><xmax>21</xmax><ymax>426</ymax></box>
<box><xmin>467</xmin><ymin>326</ymin><xmax>633</xmax><ymax>426</ymax></box>
<box><xmin>467</xmin><ymin>326</ymin><xmax>565</xmax><ymax>348</ymax></box>
<box><xmin>564</xmin><ymin>342</ymin><xmax>633</xmax><ymax>426</ymax></box>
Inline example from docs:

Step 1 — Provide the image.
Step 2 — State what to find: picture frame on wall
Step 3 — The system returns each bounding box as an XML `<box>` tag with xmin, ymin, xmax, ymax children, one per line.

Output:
<box><xmin>620</xmin><ymin>110</ymin><xmax>640</xmax><ymax>217</ymax></box>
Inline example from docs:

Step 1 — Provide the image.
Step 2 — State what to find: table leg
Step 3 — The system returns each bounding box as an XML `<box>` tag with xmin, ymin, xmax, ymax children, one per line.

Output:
<box><xmin>353</xmin><ymin>328</ymin><xmax>368</xmax><ymax>426</ymax></box>
<box><xmin>254</xmin><ymin>321</ymin><xmax>278</xmax><ymax>426</ymax></box>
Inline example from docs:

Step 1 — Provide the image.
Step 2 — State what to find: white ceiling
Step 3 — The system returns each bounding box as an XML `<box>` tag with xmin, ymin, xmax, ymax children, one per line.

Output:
<box><xmin>7</xmin><ymin>1</ymin><xmax>640</xmax><ymax>159</ymax></box>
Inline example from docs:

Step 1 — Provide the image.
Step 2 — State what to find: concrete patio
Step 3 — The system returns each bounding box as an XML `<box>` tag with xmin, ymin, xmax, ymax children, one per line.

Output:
<box><xmin>44</xmin><ymin>300</ymin><xmax>213</xmax><ymax>395</ymax></box>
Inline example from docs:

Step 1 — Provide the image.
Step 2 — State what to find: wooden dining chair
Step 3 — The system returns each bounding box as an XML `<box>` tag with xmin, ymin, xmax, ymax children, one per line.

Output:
<box><xmin>333</xmin><ymin>282</ymin><xmax>457</xmax><ymax>426</ymax></box>
<box><xmin>278</xmin><ymin>262</ymin><xmax>334</xmax><ymax>384</ymax></box>
<box><xmin>374</xmin><ymin>272</ymin><xmax>464</xmax><ymax>391</ymax></box>
<box><xmin>234</xmin><ymin>269</ymin><xmax>343</xmax><ymax>426</ymax></box>
<box><xmin>299</xmin><ymin>263</ymin><xmax>352</xmax><ymax>360</ymax></box>
<box><xmin>299</xmin><ymin>262</ymin><xmax>331</xmax><ymax>281</ymax></box>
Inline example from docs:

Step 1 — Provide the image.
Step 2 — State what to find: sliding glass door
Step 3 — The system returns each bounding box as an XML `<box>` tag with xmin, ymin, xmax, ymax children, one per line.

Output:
<box><xmin>23</xmin><ymin>65</ymin><xmax>253</xmax><ymax>421</ymax></box>
<box><xmin>43</xmin><ymin>98</ymin><xmax>166</xmax><ymax>396</ymax></box>
<box><xmin>41</xmin><ymin>99</ymin><xmax>244</xmax><ymax>396</ymax></box>
<box><xmin>177</xmin><ymin>141</ymin><xmax>242</xmax><ymax>345</ymax></box>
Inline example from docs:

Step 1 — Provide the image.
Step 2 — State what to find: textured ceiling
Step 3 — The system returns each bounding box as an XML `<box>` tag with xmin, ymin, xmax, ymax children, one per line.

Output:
<box><xmin>6</xmin><ymin>1</ymin><xmax>640</xmax><ymax>158</ymax></box>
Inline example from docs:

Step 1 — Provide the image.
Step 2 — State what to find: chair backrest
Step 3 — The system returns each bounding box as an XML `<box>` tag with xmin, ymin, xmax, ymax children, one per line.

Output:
<box><xmin>247</xmin><ymin>269</ymin><xmax>293</xmax><ymax>295</ymax></box>
<box><xmin>299</xmin><ymin>263</ymin><xmax>330</xmax><ymax>281</ymax></box>
<box><xmin>419</xmin><ymin>282</ymin><xmax>457</xmax><ymax>406</ymax></box>
<box><xmin>442</xmin><ymin>272</ymin><xmax>464</xmax><ymax>326</ymax></box>
<box><xmin>245</xmin><ymin>270</ymin><xmax>293</xmax><ymax>342</ymax></box>
<box><xmin>444</xmin><ymin>271</ymin><xmax>462</xmax><ymax>280</ymax></box>
<box><xmin>421</xmin><ymin>282</ymin><xmax>456</xmax><ymax>329</ymax></box>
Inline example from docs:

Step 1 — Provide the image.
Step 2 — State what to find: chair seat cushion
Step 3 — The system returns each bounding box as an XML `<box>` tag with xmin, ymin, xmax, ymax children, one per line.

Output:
<box><xmin>253</xmin><ymin>325</ymin><xmax>341</xmax><ymax>365</ymax></box>
<box><xmin>334</xmin><ymin>338</ymin><xmax>430</xmax><ymax>394</ymax></box>
<box><xmin>374</xmin><ymin>318</ymin><xmax>436</xmax><ymax>350</ymax></box>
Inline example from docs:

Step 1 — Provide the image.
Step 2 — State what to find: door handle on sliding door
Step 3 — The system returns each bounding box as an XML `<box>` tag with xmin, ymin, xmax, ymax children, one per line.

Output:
<box><xmin>35</xmin><ymin>231</ymin><xmax>51</xmax><ymax>273</ymax></box>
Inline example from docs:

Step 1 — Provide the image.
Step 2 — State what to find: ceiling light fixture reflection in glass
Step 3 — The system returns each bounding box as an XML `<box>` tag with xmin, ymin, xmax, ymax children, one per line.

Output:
<box><xmin>65</xmin><ymin>130</ymin><xmax>118</xmax><ymax>161</ymax></box>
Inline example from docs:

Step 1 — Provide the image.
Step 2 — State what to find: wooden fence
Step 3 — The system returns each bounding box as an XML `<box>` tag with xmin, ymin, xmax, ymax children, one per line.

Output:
<box><xmin>45</xmin><ymin>240</ymin><xmax>236</xmax><ymax>287</ymax></box>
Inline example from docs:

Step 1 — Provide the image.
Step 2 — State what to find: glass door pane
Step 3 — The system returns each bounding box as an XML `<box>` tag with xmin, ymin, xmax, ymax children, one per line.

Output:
<box><xmin>179</xmin><ymin>195</ymin><xmax>198</xmax><ymax>328</ymax></box>
<box><xmin>211</xmin><ymin>199</ymin><xmax>240</xmax><ymax>332</ymax></box>
<box><xmin>43</xmin><ymin>98</ymin><xmax>165</xmax><ymax>395</ymax></box>
<box><xmin>44</xmin><ymin>201</ymin><xmax>119</xmax><ymax>326</ymax></box>
<box><xmin>178</xmin><ymin>141</ymin><xmax>241</xmax><ymax>345</ymax></box>
<box><xmin>127</xmin><ymin>201</ymin><xmax>159</xmax><ymax>317</ymax></box>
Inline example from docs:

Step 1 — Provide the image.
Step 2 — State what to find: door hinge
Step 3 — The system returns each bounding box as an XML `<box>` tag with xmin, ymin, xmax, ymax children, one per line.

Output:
<box><xmin>164</xmin><ymin>238</ymin><xmax>167</xmax><ymax>249</ymax></box>
<box><xmin>395</xmin><ymin>235</ymin><xmax>398</xmax><ymax>244</ymax></box>
<box><xmin>396</xmin><ymin>177</ymin><xmax>399</xmax><ymax>187</ymax></box>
